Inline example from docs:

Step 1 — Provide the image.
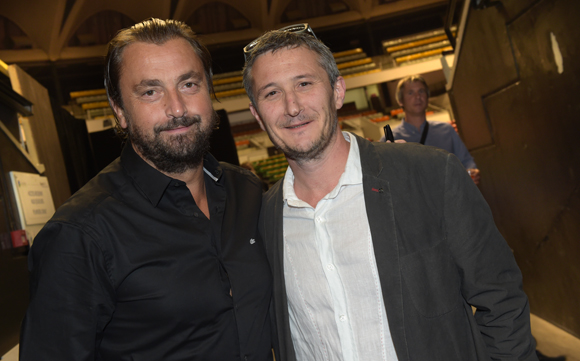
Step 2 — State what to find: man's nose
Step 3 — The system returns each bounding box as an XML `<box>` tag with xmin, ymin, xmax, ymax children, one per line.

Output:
<box><xmin>165</xmin><ymin>90</ymin><xmax>187</xmax><ymax>118</ymax></box>
<box><xmin>284</xmin><ymin>91</ymin><xmax>303</xmax><ymax>117</ymax></box>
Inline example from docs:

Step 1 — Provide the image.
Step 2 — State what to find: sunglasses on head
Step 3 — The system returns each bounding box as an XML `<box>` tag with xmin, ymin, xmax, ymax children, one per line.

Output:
<box><xmin>243</xmin><ymin>23</ymin><xmax>317</xmax><ymax>62</ymax></box>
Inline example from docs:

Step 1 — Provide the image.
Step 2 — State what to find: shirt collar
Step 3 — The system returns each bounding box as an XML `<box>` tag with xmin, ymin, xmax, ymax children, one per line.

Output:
<box><xmin>401</xmin><ymin>118</ymin><xmax>426</xmax><ymax>134</ymax></box>
<box><xmin>121</xmin><ymin>141</ymin><xmax>223</xmax><ymax>207</ymax></box>
<box><xmin>283</xmin><ymin>131</ymin><xmax>362</xmax><ymax>205</ymax></box>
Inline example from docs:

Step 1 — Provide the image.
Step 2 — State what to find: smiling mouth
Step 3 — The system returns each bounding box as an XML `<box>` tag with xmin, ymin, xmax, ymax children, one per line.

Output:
<box><xmin>160</xmin><ymin>124</ymin><xmax>193</xmax><ymax>135</ymax></box>
<box><xmin>285</xmin><ymin>121</ymin><xmax>311</xmax><ymax>130</ymax></box>
<box><xmin>155</xmin><ymin>116</ymin><xmax>201</xmax><ymax>134</ymax></box>
<box><xmin>166</xmin><ymin>125</ymin><xmax>189</xmax><ymax>131</ymax></box>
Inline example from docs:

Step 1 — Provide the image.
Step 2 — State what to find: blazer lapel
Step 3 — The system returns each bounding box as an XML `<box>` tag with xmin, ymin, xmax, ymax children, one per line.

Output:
<box><xmin>262</xmin><ymin>180</ymin><xmax>297</xmax><ymax>361</ymax></box>
<box><xmin>358</xmin><ymin>136</ymin><xmax>409</xmax><ymax>361</ymax></box>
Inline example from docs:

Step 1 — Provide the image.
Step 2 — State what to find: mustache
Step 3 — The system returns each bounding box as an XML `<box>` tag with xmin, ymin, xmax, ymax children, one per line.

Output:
<box><xmin>281</xmin><ymin>114</ymin><xmax>315</xmax><ymax>128</ymax></box>
<box><xmin>154</xmin><ymin>115</ymin><xmax>201</xmax><ymax>134</ymax></box>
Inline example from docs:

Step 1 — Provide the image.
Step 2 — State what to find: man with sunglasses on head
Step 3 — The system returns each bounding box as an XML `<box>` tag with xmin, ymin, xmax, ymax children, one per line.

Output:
<box><xmin>20</xmin><ymin>19</ymin><xmax>273</xmax><ymax>361</ymax></box>
<box><xmin>243</xmin><ymin>24</ymin><xmax>538</xmax><ymax>361</ymax></box>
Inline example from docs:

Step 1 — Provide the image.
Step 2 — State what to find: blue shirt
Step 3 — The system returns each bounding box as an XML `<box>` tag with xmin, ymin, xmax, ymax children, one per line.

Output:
<box><xmin>393</xmin><ymin>119</ymin><xmax>477</xmax><ymax>169</ymax></box>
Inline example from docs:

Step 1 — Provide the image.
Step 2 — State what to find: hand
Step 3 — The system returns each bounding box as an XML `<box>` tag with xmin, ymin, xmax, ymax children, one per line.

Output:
<box><xmin>467</xmin><ymin>168</ymin><xmax>480</xmax><ymax>185</ymax></box>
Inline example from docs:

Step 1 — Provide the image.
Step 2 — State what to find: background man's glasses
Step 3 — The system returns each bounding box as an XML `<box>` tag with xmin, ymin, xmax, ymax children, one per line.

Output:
<box><xmin>243</xmin><ymin>23</ymin><xmax>317</xmax><ymax>61</ymax></box>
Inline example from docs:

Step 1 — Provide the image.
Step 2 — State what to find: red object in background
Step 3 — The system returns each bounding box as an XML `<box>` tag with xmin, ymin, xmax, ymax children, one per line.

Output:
<box><xmin>11</xmin><ymin>230</ymin><xmax>29</xmax><ymax>248</ymax></box>
<box><xmin>451</xmin><ymin>120</ymin><xmax>458</xmax><ymax>133</ymax></box>
<box><xmin>390</xmin><ymin>108</ymin><xmax>404</xmax><ymax>116</ymax></box>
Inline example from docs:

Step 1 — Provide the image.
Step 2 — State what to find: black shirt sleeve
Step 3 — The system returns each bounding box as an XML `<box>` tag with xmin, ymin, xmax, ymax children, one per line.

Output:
<box><xmin>20</xmin><ymin>222</ymin><xmax>116</xmax><ymax>361</ymax></box>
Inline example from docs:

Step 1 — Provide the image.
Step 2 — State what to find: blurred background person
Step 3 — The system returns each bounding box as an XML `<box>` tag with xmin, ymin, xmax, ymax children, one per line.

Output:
<box><xmin>391</xmin><ymin>75</ymin><xmax>480</xmax><ymax>184</ymax></box>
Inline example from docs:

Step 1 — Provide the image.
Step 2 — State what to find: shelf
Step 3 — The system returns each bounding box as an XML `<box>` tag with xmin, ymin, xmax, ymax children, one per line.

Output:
<box><xmin>213</xmin><ymin>95</ymin><xmax>251</xmax><ymax>113</ymax></box>
<box><xmin>344</xmin><ymin>55</ymin><xmax>453</xmax><ymax>89</ymax></box>
<box><xmin>212</xmin><ymin>55</ymin><xmax>453</xmax><ymax>114</ymax></box>
<box><xmin>0</xmin><ymin>79</ymin><xmax>33</xmax><ymax>117</ymax></box>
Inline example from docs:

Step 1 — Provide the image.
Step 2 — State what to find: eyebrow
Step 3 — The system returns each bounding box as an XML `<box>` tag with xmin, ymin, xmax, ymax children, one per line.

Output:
<box><xmin>132</xmin><ymin>71</ymin><xmax>204</xmax><ymax>93</ymax></box>
<box><xmin>133</xmin><ymin>79</ymin><xmax>162</xmax><ymax>93</ymax></box>
<box><xmin>177</xmin><ymin>70</ymin><xmax>203</xmax><ymax>84</ymax></box>
<box><xmin>256</xmin><ymin>82</ymin><xmax>276</xmax><ymax>97</ymax></box>
<box><xmin>256</xmin><ymin>74</ymin><xmax>312</xmax><ymax>97</ymax></box>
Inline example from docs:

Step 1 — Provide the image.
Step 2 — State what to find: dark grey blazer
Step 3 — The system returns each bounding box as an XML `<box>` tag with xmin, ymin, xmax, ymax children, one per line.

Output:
<box><xmin>260</xmin><ymin>135</ymin><xmax>538</xmax><ymax>361</ymax></box>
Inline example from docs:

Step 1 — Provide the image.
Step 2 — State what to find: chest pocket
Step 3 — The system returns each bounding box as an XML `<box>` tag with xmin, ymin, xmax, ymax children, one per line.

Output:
<box><xmin>400</xmin><ymin>241</ymin><xmax>461</xmax><ymax>317</ymax></box>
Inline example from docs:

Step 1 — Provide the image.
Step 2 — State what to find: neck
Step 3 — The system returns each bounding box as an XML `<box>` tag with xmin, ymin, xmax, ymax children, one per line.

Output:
<box><xmin>288</xmin><ymin>131</ymin><xmax>350</xmax><ymax>208</ymax></box>
<box><xmin>405</xmin><ymin>112</ymin><xmax>427</xmax><ymax>131</ymax></box>
<box><xmin>135</xmin><ymin>144</ymin><xmax>210</xmax><ymax>219</ymax></box>
<box><xmin>171</xmin><ymin>165</ymin><xmax>210</xmax><ymax>219</ymax></box>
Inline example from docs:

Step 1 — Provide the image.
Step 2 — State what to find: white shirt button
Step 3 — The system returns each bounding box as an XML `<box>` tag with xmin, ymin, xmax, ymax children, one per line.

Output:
<box><xmin>326</xmin><ymin>264</ymin><xmax>335</xmax><ymax>271</ymax></box>
<box><xmin>339</xmin><ymin>314</ymin><xmax>347</xmax><ymax>322</ymax></box>
<box><xmin>315</xmin><ymin>217</ymin><xmax>322</xmax><ymax>223</ymax></box>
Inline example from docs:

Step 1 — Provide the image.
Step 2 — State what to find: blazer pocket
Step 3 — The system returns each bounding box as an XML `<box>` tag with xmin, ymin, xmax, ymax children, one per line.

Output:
<box><xmin>401</xmin><ymin>241</ymin><xmax>461</xmax><ymax>318</ymax></box>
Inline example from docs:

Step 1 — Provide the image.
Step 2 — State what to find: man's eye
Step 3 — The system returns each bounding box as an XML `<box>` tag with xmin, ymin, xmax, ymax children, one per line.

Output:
<box><xmin>299</xmin><ymin>82</ymin><xmax>310</xmax><ymax>87</ymax></box>
<box><xmin>144</xmin><ymin>90</ymin><xmax>155</xmax><ymax>96</ymax></box>
<box><xmin>184</xmin><ymin>82</ymin><xmax>195</xmax><ymax>88</ymax></box>
<box><xmin>265</xmin><ymin>90</ymin><xmax>277</xmax><ymax>98</ymax></box>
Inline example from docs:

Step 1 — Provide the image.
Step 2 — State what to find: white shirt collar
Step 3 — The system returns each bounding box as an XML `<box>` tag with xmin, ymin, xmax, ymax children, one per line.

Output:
<box><xmin>283</xmin><ymin>131</ymin><xmax>362</xmax><ymax>206</ymax></box>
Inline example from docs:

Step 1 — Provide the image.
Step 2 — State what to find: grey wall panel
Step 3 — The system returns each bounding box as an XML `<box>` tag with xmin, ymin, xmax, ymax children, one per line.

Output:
<box><xmin>450</xmin><ymin>3</ymin><xmax>519</xmax><ymax>150</ymax></box>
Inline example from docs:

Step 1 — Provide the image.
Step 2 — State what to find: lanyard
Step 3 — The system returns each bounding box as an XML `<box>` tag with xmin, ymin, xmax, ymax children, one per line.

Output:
<box><xmin>419</xmin><ymin>121</ymin><xmax>429</xmax><ymax>145</ymax></box>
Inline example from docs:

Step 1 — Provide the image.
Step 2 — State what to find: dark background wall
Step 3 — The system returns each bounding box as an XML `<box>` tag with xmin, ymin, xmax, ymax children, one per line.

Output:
<box><xmin>450</xmin><ymin>0</ymin><xmax>580</xmax><ymax>336</ymax></box>
<box><xmin>0</xmin><ymin>129</ymin><xmax>33</xmax><ymax>356</ymax></box>
<box><xmin>0</xmin><ymin>71</ymin><xmax>73</xmax><ymax>357</ymax></box>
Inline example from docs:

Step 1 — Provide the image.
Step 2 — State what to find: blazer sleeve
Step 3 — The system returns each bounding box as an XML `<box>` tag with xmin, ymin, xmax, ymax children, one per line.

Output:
<box><xmin>442</xmin><ymin>153</ymin><xmax>538</xmax><ymax>361</ymax></box>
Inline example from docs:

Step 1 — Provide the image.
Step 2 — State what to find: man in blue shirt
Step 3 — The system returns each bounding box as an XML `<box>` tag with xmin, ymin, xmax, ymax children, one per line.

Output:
<box><xmin>392</xmin><ymin>75</ymin><xmax>481</xmax><ymax>184</ymax></box>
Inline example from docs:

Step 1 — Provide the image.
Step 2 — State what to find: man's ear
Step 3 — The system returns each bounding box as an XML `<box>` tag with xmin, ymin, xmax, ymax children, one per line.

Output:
<box><xmin>111</xmin><ymin>100</ymin><xmax>128</xmax><ymax>129</ymax></box>
<box><xmin>333</xmin><ymin>76</ymin><xmax>346</xmax><ymax>110</ymax></box>
<box><xmin>249</xmin><ymin>103</ymin><xmax>266</xmax><ymax>131</ymax></box>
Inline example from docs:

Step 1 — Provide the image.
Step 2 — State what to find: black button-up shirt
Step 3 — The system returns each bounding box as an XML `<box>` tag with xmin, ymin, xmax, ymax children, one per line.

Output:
<box><xmin>20</xmin><ymin>143</ymin><xmax>273</xmax><ymax>361</ymax></box>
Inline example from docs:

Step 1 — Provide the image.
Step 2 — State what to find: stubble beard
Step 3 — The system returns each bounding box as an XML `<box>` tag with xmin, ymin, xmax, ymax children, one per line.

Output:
<box><xmin>269</xmin><ymin>101</ymin><xmax>339</xmax><ymax>164</ymax></box>
<box><xmin>127</xmin><ymin>111</ymin><xmax>218</xmax><ymax>174</ymax></box>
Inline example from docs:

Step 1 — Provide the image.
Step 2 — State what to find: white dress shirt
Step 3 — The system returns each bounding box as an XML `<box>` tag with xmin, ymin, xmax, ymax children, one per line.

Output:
<box><xmin>282</xmin><ymin>132</ymin><xmax>398</xmax><ymax>361</ymax></box>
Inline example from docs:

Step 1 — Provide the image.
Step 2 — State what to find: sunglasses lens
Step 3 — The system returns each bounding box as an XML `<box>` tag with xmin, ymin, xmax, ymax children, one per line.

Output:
<box><xmin>281</xmin><ymin>24</ymin><xmax>306</xmax><ymax>33</ymax></box>
<box><xmin>244</xmin><ymin>23</ymin><xmax>316</xmax><ymax>60</ymax></box>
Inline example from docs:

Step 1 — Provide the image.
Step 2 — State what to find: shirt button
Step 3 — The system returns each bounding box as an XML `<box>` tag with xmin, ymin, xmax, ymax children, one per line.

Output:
<box><xmin>193</xmin><ymin>212</ymin><xmax>199</xmax><ymax>217</ymax></box>
<box><xmin>326</xmin><ymin>264</ymin><xmax>335</xmax><ymax>271</ymax></box>
<box><xmin>315</xmin><ymin>217</ymin><xmax>322</xmax><ymax>223</ymax></box>
<box><xmin>339</xmin><ymin>314</ymin><xmax>347</xmax><ymax>322</ymax></box>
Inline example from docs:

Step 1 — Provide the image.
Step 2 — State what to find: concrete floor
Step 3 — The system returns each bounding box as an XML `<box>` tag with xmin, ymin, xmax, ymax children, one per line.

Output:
<box><xmin>532</xmin><ymin>314</ymin><xmax>580</xmax><ymax>361</ymax></box>
<box><xmin>3</xmin><ymin>314</ymin><xmax>579</xmax><ymax>360</ymax></box>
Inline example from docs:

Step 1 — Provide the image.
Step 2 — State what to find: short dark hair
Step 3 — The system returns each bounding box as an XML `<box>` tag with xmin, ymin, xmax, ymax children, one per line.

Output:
<box><xmin>104</xmin><ymin>18</ymin><xmax>213</xmax><ymax>135</ymax></box>
<box><xmin>396</xmin><ymin>75</ymin><xmax>430</xmax><ymax>106</ymax></box>
<box><xmin>242</xmin><ymin>30</ymin><xmax>339</xmax><ymax>106</ymax></box>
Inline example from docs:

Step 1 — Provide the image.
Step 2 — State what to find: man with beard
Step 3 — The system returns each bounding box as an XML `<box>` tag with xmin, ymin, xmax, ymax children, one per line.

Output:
<box><xmin>20</xmin><ymin>19</ymin><xmax>273</xmax><ymax>361</ymax></box>
<box><xmin>242</xmin><ymin>25</ymin><xmax>538</xmax><ymax>361</ymax></box>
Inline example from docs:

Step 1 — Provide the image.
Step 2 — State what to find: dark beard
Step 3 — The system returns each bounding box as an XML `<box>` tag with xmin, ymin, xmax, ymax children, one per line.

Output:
<box><xmin>127</xmin><ymin>112</ymin><xmax>218</xmax><ymax>174</ymax></box>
